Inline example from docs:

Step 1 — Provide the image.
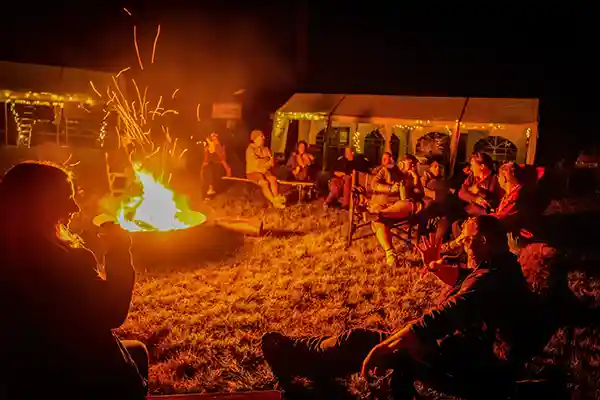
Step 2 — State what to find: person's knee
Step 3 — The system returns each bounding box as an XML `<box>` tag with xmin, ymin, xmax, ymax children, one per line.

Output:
<box><xmin>371</xmin><ymin>220</ymin><xmax>385</xmax><ymax>233</ymax></box>
<box><xmin>122</xmin><ymin>340</ymin><xmax>149</xmax><ymax>377</ymax></box>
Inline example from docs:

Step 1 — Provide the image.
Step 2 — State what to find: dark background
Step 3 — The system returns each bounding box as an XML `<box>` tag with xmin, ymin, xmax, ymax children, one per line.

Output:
<box><xmin>0</xmin><ymin>2</ymin><xmax>596</xmax><ymax>165</ymax></box>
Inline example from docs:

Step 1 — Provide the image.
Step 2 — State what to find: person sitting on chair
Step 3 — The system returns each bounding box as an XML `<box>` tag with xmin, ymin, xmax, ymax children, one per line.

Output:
<box><xmin>202</xmin><ymin>131</ymin><xmax>232</xmax><ymax>197</ymax></box>
<box><xmin>246</xmin><ymin>129</ymin><xmax>286</xmax><ymax>209</ymax></box>
<box><xmin>451</xmin><ymin>152</ymin><xmax>504</xmax><ymax>239</ymax></box>
<box><xmin>286</xmin><ymin>140</ymin><xmax>314</xmax><ymax>182</ymax></box>
<box><xmin>370</xmin><ymin>153</ymin><xmax>424</xmax><ymax>267</ymax></box>
<box><xmin>324</xmin><ymin>147</ymin><xmax>358</xmax><ymax>209</ymax></box>
<box><xmin>0</xmin><ymin>162</ymin><xmax>148</xmax><ymax>399</ymax></box>
<box><xmin>262</xmin><ymin>216</ymin><xmax>561</xmax><ymax>400</ymax></box>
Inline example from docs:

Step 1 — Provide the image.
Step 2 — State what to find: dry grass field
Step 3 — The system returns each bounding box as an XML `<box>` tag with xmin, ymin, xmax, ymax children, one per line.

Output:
<box><xmin>105</xmin><ymin>187</ymin><xmax>600</xmax><ymax>399</ymax></box>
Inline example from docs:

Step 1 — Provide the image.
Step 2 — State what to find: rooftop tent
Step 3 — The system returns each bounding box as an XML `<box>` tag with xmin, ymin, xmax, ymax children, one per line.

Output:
<box><xmin>271</xmin><ymin>93</ymin><xmax>539</xmax><ymax>167</ymax></box>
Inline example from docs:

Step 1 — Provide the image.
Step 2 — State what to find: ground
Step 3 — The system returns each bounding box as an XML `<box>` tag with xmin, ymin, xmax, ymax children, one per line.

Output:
<box><xmin>108</xmin><ymin>187</ymin><xmax>600</xmax><ymax>399</ymax></box>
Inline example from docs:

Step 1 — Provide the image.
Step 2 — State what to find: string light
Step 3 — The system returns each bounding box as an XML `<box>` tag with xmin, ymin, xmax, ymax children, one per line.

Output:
<box><xmin>272</xmin><ymin>111</ymin><xmax>326</xmax><ymax>138</ymax></box>
<box><xmin>0</xmin><ymin>90</ymin><xmax>94</xmax><ymax>105</ymax></box>
<box><xmin>9</xmin><ymin>102</ymin><xmax>35</xmax><ymax>148</ymax></box>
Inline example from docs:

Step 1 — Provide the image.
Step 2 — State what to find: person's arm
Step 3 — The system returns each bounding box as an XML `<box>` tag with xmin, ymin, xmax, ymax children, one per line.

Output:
<box><xmin>202</xmin><ymin>146</ymin><xmax>209</xmax><ymax>167</ymax></box>
<box><xmin>287</xmin><ymin>153</ymin><xmax>297</xmax><ymax>169</ymax></box>
<box><xmin>71</xmin><ymin>246</ymin><xmax>135</xmax><ymax>329</ymax></box>
<box><xmin>458</xmin><ymin>177</ymin><xmax>479</xmax><ymax>203</ymax></box>
<box><xmin>246</xmin><ymin>146</ymin><xmax>258</xmax><ymax>175</ymax></box>
<box><xmin>220</xmin><ymin>146</ymin><xmax>232</xmax><ymax>176</ymax></box>
<box><xmin>371</xmin><ymin>167</ymin><xmax>395</xmax><ymax>193</ymax></box>
<box><xmin>409</xmin><ymin>269</ymin><xmax>495</xmax><ymax>344</ymax></box>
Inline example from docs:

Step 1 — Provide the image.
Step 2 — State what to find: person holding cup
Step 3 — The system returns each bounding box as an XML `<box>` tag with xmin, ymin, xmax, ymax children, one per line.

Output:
<box><xmin>370</xmin><ymin>153</ymin><xmax>424</xmax><ymax>267</ymax></box>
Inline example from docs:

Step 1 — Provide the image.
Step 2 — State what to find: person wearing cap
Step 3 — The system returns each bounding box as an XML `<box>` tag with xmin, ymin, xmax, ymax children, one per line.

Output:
<box><xmin>370</xmin><ymin>153</ymin><xmax>424</xmax><ymax>267</ymax></box>
<box><xmin>201</xmin><ymin>131</ymin><xmax>231</xmax><ymax>197</ymax></box>
<box><xmin>246</xmin><ymin>129</ymin><xmax>285</xmax><ymax>209</ymax></box>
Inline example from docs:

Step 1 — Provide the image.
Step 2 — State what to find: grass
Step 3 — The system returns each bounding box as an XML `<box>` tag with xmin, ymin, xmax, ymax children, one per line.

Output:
<box><xmin>102</xmin><ymin>187</ymin><xmax>600</xmax><ymax>399</ymax></box>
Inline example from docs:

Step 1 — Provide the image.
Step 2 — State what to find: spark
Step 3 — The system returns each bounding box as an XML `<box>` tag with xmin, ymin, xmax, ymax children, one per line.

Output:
<box><xmin>89</xmin><ymin>81</ymin><xmax>102</xmax><ymax>98</ymax></box>
<box><xmin>133</xmin><ymin>26</ymin><xmax>144</xmax><ymax>70</ymax></box>
<box><xmin>151</xmin><ymin>24</ymin><xmax>161</xmax><ymax>64</ymax></box>
<box><xmin>123</xmin><ymin>7</ymin><xmax>132</xmax><ymax>16</ymax></box>
<box><xmin>196</xmin><ymin>103</ymin><xmax>201</xmax><ymax>121</ymax></box>
<box><xmin>171</xmin><ymin>88</ymin><xmax>179</xmax><ymax>100</ymax></box>
<box><xmin>116</xmin><ymin>67</ymin><xmax>131</xmax><ymax>78</ymax></box>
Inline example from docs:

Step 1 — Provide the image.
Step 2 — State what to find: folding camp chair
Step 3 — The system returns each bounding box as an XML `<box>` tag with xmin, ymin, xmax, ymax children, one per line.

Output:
<box><xmin>345</xmin><ymin>169</ymin><xmax>418</xmax><ymax>250</ymax></box>
<box><xmin>104</xmin><ymin>151</ymin><xmax>132</xmax><ymax>197</ymax></box>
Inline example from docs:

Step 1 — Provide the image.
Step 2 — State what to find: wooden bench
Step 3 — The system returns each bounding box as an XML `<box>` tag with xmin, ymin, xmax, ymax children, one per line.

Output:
<box><xmin>222</xmin><ymin>176</ymin><xmax>316</xmax><ymax>205</ymax></box>
<box><xmin>148</xmin><ymin>390</ymin><xmax>282</xmax><ymax>399</ymax></box>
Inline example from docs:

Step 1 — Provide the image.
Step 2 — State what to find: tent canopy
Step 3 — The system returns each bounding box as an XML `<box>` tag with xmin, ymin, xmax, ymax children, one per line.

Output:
<box><xmin>0</xmin><ymin>61</ymin><xmax>116</xmax><ymax>102</ymax></box>
<box><xmin>277</xmin><ymin>93</ymin><xmax>538</xmax><ymax>125</ymax></box>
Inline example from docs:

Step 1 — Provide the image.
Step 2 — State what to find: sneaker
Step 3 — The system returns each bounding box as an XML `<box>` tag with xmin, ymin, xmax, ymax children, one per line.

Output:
<box><xmin>206</xmin><ymin>185</ymin><xmax>216</xmax><ymax>196</ymax></box>
<box><xmin>385</xmin><ymin>249</ymin><xmax>397</xmax><ymax>267</ymax></box>
<box><xmin>261</xmin><ymin>332</ymin><xmax>315</xmax><ymax>380</ymax></box>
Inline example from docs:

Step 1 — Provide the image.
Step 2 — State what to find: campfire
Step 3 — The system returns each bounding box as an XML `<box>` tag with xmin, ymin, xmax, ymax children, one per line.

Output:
<box><xmin>116</xmin><ymin>163</ymin><xmax>206</xmax><ymax>232</ymax></box>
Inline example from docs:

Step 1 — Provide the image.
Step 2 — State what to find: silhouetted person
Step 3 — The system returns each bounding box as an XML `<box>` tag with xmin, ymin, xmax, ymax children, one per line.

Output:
<box><xmin>262</xmin><ymin>216</ymin><xmax>562</xmax><ymax>399</ymax></box>
<box><xmin>0</xmin><ymin>161</ymin><xmax>148</xmax><ymax>399</ymax></box>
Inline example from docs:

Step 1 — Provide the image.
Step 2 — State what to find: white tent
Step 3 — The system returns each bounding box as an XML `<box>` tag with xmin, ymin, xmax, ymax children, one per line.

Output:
<box><xmin>271</xmin><ymin>93</ymin><xmax>539</xmax><ymax>167</ymax></box>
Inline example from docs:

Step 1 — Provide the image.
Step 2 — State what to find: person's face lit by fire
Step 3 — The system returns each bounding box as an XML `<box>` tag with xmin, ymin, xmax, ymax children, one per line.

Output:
<box><xmin>381</xmin><ymin>152</ymin><xmax>393</xmax><ymax>166</ymax></box>
<box><xmin>52</xmin><ymin>178</ymin><xmax>81</xmax><ymax>228</ymax></box>
<box><xmin>344</xmin><ymin>147</ymin><xmax>355</xmax><ymax>160</ymax></box>
<box><xmin>253</xmin><ymin>132</ymin><xmax>265</xmax><ymax>147</ymax></box>
<box><xmin>402</xmin><ymin>157</ymin><xmax>416</xmax><ymax>172</ymax></box>
<box><xmin>429</xmin><ymin>161</ymin><xmax>441</xmax><ymax>177</ymax></box>
<box><xmin>459</xmin><ymin>218</ymin><xmax>491</xmax><ymax>269</ymax></box>
<box><xmin>209</xmin><ymin>132</ymin><xmax>220</xmax><ymax>144</ymax></box>
<box><xmin>298</xmin><ymin>142</ymin><xmax>306</xmax><ymax>155</ymax></box>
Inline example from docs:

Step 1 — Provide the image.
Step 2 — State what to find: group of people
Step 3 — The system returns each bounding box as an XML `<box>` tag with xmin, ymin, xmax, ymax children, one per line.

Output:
<box><xmin>261</xmin><ymin>153</ymin><xmax>576</xmax><ymax>398</ymax></box>
<box><xmin>0</xmin><ymin>130</ymin><xmax>571</xmax><ymax>398</ymax></box>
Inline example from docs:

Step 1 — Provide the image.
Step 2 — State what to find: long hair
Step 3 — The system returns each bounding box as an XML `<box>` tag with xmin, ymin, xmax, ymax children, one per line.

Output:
<box><xmin>0</xmin><ymin>161</ymin><xmax>83</xmax><ymax>248</ymax></box>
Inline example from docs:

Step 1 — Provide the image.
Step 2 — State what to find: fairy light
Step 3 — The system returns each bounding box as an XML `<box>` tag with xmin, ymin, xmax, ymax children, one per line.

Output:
<box><xmin>352</xmin><ymin>130</ymin><xmax>362</xmax><ymax>153</ymax></box>
<box><xmin>272</xmin><ymin>111</ymin><xmax>326</xmax><ymax>138</ymax></box>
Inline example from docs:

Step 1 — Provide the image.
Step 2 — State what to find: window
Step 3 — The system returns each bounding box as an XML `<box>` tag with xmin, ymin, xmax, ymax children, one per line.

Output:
<box><xmin>473</xmin><ymin>136</ymin><xmax>518</xmax><ymax>163</ymax></box>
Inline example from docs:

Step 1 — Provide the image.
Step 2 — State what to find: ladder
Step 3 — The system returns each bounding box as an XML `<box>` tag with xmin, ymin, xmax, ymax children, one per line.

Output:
<box><xmin>105</xmin><ymin>151</ymin><xmax>131</xmax><ymax>198</ymax></box>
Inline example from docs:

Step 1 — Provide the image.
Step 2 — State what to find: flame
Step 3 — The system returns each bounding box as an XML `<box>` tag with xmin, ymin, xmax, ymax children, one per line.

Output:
<box><xmin>116</xmin><ymin>164</ymin><xmax>206</xmax><ymax>232</ymax></box>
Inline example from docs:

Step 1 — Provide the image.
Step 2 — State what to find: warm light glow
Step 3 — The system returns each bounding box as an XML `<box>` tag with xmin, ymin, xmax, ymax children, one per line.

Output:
<box><xmin>117</xmin><ymin>163</ymin><xmax>206</xmax><ymax>232</ymax></box>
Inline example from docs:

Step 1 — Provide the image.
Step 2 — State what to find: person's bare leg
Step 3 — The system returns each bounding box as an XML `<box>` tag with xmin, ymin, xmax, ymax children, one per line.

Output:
<box><xmin>258</xmin><ymin>179</ymin><xmax>275</xmax><ymax>203</ymax></box>
<box><xmin>379</xmin><ymin>200</ymin><xmax>413</xmax><ymax>220</ymax></box>
<box><xmin>267</xmin><ymin>175</ymin><xmax>279</xmax><ymax>196</ymax></box>
<box><xmin>372</xmin><ymin>220</ymin><xmax>397</xmax><ymax>266</ymax></box>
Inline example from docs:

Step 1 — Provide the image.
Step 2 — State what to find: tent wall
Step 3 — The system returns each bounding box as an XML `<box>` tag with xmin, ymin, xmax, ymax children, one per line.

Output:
<box><xmin>272</xmin><ymin>93</ymin><xmax>539</xmax><ymax>166</ymax></box>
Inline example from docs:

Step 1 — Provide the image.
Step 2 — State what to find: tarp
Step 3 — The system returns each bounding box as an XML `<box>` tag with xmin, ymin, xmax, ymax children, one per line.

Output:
<box><xmin>277</xmin><ymin>93</ymin><xmax>538</xmax><ymax>125</ymax></box>
<box><xmin>0</xmin><ymin>61</ymin><xmax>115</xmax><ymax>99</ymax></box>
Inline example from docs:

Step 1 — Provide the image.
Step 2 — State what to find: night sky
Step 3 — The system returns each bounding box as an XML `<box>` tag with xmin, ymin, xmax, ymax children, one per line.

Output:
<box><xmin>0</xmin><ymin>2</ymin><xmax>596</xmax><ymax>163</ymax></box>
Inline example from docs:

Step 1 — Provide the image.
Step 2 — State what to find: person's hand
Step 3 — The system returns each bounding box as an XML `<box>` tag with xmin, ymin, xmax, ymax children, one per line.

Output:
<box><xmin>334</xmin><ymin>171</ymin><xmax>345</xmax><ymax>178</ymax></box>
<box><xmin>361</xmin><ymin>343</ymin><xmax>394</xmax><ymax>379</ymax></box>
<box><xmin>469</xmin><ymin>185</ymin><xmax>479</xmax><ymax>194</ymax></box>
<box><xmin>361</xmin><ymin>326</ymin><xmax>421</xmax><ymax>379</ymax></box>
<box><xmin>417</xmin><ymin>232</ymin><xmax>442</xmax><ymax>266</ymax></box>
<box><xmin>507</xmin><ymin>232</ymin><xmax>521</xmax><ymax>255</ymax></box>
<box><xmin>98</xmin><ymin>222</ymin><xmax>132</xmax><ymax>252</ymax></box>
<box><xmin>475</xmin><ymin>197</ymin><xmax>490</xmax><ymax>208</ymax></box>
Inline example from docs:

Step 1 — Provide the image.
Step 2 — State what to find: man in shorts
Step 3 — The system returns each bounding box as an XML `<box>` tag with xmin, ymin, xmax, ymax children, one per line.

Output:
<box><xmin>246</xmin><ymin>129</ymin><xmax>285</xmax><ymax>209</ymax></box>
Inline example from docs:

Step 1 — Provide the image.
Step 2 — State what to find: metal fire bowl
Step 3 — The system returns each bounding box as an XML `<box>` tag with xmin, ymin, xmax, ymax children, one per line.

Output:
<box><xmin>127</xmin><ymin>221</ymin><xmax>245</xmax><ymax>270</ymax></box>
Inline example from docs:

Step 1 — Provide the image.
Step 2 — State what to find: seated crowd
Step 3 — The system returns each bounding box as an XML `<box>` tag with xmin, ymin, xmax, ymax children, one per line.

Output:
<box><xmin>0</xmin><ymin>129</ymin><xmax>576</xmax><ymax>399</ymax></box>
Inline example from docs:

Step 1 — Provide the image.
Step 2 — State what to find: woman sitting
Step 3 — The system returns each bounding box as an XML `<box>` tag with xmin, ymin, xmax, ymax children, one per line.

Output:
<box><xmin>0</xmin><ymin>161</ymin><xmax>148</xmax><ymax>399</ymax></box>
<box><xmin>286</xmin><ymin>140</ymin><xmax>315</xmax><ymax>181</ymax></box>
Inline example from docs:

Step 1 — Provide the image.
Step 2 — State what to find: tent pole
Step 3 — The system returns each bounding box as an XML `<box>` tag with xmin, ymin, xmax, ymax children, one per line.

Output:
<box><xmin>449</xmin><ymin>97</ymin><xmax>469</xmax><ymax>178</ymax></box>
<box><xmin>322</xmin><ymin>95</ymin><xmax>347</xmax><ymax>171</ymax></box>
<box><xmin>4</xmin><ymin>101</ymin><xmax>8</xmax><ymax>146</ymax></box>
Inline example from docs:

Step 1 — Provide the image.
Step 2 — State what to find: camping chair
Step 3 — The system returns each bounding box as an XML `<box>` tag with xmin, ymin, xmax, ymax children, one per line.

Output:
<box><xmin>345</xmin><ymin>169</ymin><xmax>418</xmax><ymax>250</ymax></box>
<box><xmin>104</xmin><ymin>151</ymin><xmax>131</xmax><ymax>198</ymax></box>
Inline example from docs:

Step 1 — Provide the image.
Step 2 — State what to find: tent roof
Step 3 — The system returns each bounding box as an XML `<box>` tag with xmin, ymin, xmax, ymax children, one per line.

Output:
<box><xmin>0</xmin><ymin>61</ymin><xmax>115</xmax><ymax>101</ymax></box>
<box><xmin>277</xmin><ymin>93</ymin><xmax>538</xmax><ymax>125</ymax></box>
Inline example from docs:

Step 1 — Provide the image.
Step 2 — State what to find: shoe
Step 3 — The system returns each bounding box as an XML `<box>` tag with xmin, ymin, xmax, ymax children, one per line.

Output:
<box><xmin>207</xmin><ymin>185</ymin><xmax>216</xmax><ymax>196</ymax></box>
<box><xmin>261</xmin><ymin>332</ymin><xmax>316</xmax><ymax>380</ymax></box>
<box><xmin>385</xmin><ymin>249</ymin><xmax>397</xmax><ymax>267</ymax></box>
